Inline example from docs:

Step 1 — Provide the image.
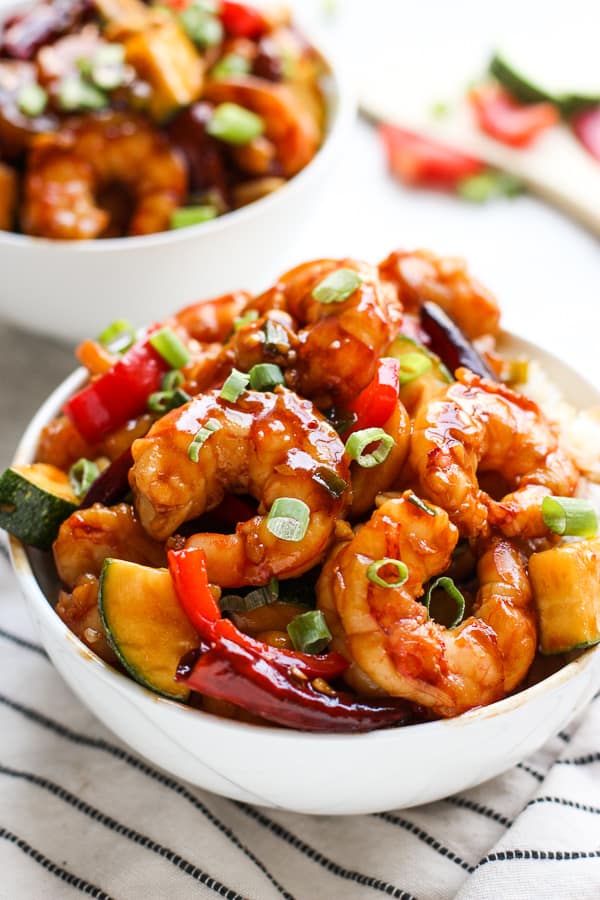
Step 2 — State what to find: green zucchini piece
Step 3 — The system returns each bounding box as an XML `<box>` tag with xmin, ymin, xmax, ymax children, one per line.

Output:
<box><xmin>99</xmin><ymin>558</ymin><xmax>199</xmax><ymax>700</ymax></box>
<box><xmin>0</xmin><ymin>463</ymin><xmax>79</xmax><ymax>550</ymax></box>
<box><xmin>491</xmin><ymin>49</ymin><xmax>600</xmax><ymax>114</ymax></box>
<box><xmin>529</xmin><ymin>538</ymin><xmax>600</xmax><ymax>654</ymax></box>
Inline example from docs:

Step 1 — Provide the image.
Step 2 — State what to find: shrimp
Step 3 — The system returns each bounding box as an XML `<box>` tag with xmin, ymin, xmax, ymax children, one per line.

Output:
<box><xmin>237</xmin><ymin>258</ymin><xmax>402</xmax><ymax>409</ymax></box>
<box><xmin>317</xmin><ymin>494</ymin><xmax>536</xmax><ymax>717</ymax></box>
<box><xmin>379</xmin><ymin>249</ymin><xmax>500</xmax><ymax>339</ymax></box>
<box><xmin>22</xmin><ymin>111</ymin><xmax>187</xmax><ymax>239</ymax></box>
<box><xmin>53</xmin><ymin>503</ymin><xmax>166</xmax><ymax>589</ymax></box>
<box><xmin>203</xmin><ymin>74</ymin><xmax>320</xmax><ymax>176</ymax></box>
<box><xmin>349</xmin><ymin>401</ymin><xmax>411</xmax><ymax>519</ymax></box>
<box><xmin>410</xmin><ymin>368</ymin><xmax>579</xmax><ymax>537</ymax></box>
<box><xmin>174</xmin><ymin>291</ymin><xmax>251</xmax><ymax>344</ymax></box>
<box><xmin>129</xmin><ymin>388</ymin><xmax>350</xmax><ymax>584</ymax></box>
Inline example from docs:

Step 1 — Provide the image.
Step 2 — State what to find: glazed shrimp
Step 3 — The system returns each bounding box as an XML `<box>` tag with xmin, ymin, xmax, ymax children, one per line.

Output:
<box><xmin>174</xmin><ymin>292</ymin><xmax>251</xmax><ymax>344</ymax></box>
<box><xmin>22</xmin><ymin>111</ymin><xmax>186</xmax><ymax>239</ymax></box>
<box><xmin>129</xmin><ymin>388</ymin><xmax>350</xmax><ymax>585</ymax></box>
<box><xmin>317</xmin><ymin>494</ymin><xmax>535</xmax><ymax>716</ymax></box>
<box><xmin>410</xmin><ymin>368</ymin><xmax>579</xmax><ymax>537</ymax></box>
<box><xmin>349</xmin><ymin>401</ymin><xmax>411</xmax><ymax>519</ymax></box>
<box><xmin>379</xmin><ymin>249</ymin><xmax>500</xmax><ymax>339</ymax></box>
<box><xmin>204</xmin><ymin>74</ymin><xmax>320</xmax><ymax>176</ymax></box>
<box><xmin>238</xmin><ymin>258</ymin><xmax>402</xmax><ymax>408</ymax></box>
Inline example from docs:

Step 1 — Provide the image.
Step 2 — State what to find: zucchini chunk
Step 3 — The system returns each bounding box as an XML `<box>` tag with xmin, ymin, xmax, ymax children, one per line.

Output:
<box><xmin>491</xmin><ymin>47</ymin><xmax>600</xmax><ymax>113</ymax></box>
<box><xmin>0</xmin><ymin>464</ymin><xmax>79</xmax><ymax>551</ymax></box>
<box><xmin>99</xmin><ymin>558</ymin><xmax>199</xmax><ymax>700</ymax></box>
<box><xmin>529</xmin><ymin>538</ymin><xmax>600</xmax><ymax>654</ymax></box>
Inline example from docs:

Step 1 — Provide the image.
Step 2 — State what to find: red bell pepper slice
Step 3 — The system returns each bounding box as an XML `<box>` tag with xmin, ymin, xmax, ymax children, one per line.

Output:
<box><xmin>572</xmin><ymin>105</ymin><xmax>600</xmax><ymax>162</ymax></box>
<box><xmin>380</xmin><ymin>124</ymin><xmax>484</xmax><ymax>190</ymax></box>
<box><xmin>469</xmin><ymin>84</ymin><xmax>559</xmax><ymax>148</ymax></box>
<box><xmin>220</xmin><ymin>1</ymin><xmax>265</xmax><ymax>38</ymax></box>
<box><xmin>347</xmin><ymin>357</ymin><xmax>400</xmax><ymax>434</ymax></box>
<box><xmin>177</xmin><ymin>632</ymin><xmax>412</xmax><ymax>732</ymax></box>
<box><xmin>63</xmin><ymin>326</ymin><xmax>170</xmax><ymax>444</ymax></box>
<box><xmin>167</xmin><ymin>548</ymin><xmax>349</xmax><ymax>679</ymax></box>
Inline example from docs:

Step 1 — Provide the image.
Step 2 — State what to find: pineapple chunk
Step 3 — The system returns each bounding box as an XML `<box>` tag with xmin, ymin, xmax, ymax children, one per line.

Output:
<box><xmin>529</xmin><ymin>538</ymin><xmax>600</xmax><ymax>654</ymax></box>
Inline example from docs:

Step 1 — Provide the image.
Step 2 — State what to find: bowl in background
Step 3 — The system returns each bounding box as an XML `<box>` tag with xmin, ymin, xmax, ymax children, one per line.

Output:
<box><xmin>8</xmin><ymin>332</ymin><xmax>600</xmax><ymax>815</ymax></box>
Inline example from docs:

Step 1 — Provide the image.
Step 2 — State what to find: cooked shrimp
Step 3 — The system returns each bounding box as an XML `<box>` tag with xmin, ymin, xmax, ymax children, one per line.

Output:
<box><xmin>379</xmin><ymin>249</ymin><xmax>500</xmax><ymax>339</ymax></box>
<box><xmin>53</xmin><ymin>503</ymin><xmax>166</xmax><ymax>588</ymax></box>
<box><xmin>349</xmin><ymin>402</ymin><xmax>411</xmax><ymax>519</ymax></box>
<box><xmin>129</xmin><ymin>388</ymin><xmax>350</xmax><ymax>584</ymax></box>
<box><xmin>410</xmin><ymin>368</ymin><xmax>579</xmax><ymax>537</ymax></box>
<box><xmin>174</xmin><ymin>291</ymin><xmax>251</xmax><ymax>344</ymax></box>
<box><xmin>317</xmin><ymin>494</ymin><xmax>535</xmax><ymax>716</ymax></box>
<box><xmin>203</xmin><ymin>74</ymin><xmax>320</xmax><ymax>176</ymax></box>
<box><xmin>22</xmin><ymin>111</ymin><xmax>187</xmax><ymax>239</ymax></box>
<box><xmin>240</xmin><ymin>258</ymin><xmax>402</xmax><ymax>408</ymax></box>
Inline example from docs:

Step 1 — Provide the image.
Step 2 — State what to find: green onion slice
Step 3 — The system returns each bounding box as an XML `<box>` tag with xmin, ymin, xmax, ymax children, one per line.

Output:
<box><xmin>17</xmin><ymin>82</ymin><xmax>48</xmax><ymax>117</ymax></box>
<box><xmin>170</xmin><ymin>205</ymin><xmax>218</xmax><ymax>229</ymax></box>
<box><xmin>219</xmin><ymin>577</ymin><xmax>279</xmax><ymax>613</ymax></box>
<box><xmin>345</xmin><ymin>428</ymin><xmax>395</xmax><ymax>468</ymax></box>
<box><xmin>262</xmin><ymin>319</ymin><xmax>289</xmax><ymax>352</ymax></box>
<box><xmin>398</xmin><ymin>352</ymin><xmax>432</xmax><ymax>385</ymax></box>
<box><xmin>211</xmin><ymin>53</ymin><xmax>251</xmax><ymax>80</ymax></box>
<box><xmin>206</xmin><ymin>102</ymin><xmax>264</xmax><ymax>145</ymax></box>
<box><xmin>220</xmin><ymin>368</ymin><xmax>250</xmax><ymax>402</ymax></box>
<box><xmin>180</xmin><ymin>5</ymin><xmax>223</xmax><ymax>47</ymax></box>
<box><xmin>312</xmin><ymin>465</ymin><xmax>348</xmax><ymax>500</ymax></box>
<box><xmin>367</xmin><ymin>558</ymin><xmax>409</xmax><ymax>589</ymax></box>
<box><xmin>162</xmin><ymin>369</ymin><xmax>184</xmax><ymax>391</ymax></box>
<box><xmin>147</xmin><ymin>388</ymin><xmax>191</xmax><ymax>413</ymax></box>
<box><xmin>69</xmin><ymin>458</ymin><xmax>100</xmax><ymax>499</ymax></box>
<box><xmin>233</xmin><ymin>309</ymin><xmax>259</xmax><ymax>331</ymax></box>
<box><xmin>57</xmin><ymin>77</ymin><xmax>108</xmax><ymax>111</ymax></box>
<box><xmin>423</xmin><ymin>576</ymin><xmax>465</xmax><ymax>628</ymax></box>
<box><xmin>541</xmin><ymin>496</ymin><xmax>598</xmax><ymax>538</ymax></box>
<box><xmin>311</xmin><ymin>268</ymin><xmax>362</xmax><ymax>304</ymax></box>
<box><xmin>407</xmin><ymin>492</ymin><xmax>436</xmax><ymax>516</ymax></box>
<box><xmin>287</xmin><ymin>609</ymin><xmax>332</xmax><ymax>654</ymax></box>
<box><xmin>188</xmin><ymin>418</ymin><xmax>221</xmax><ymax>461</ymax></box>
<box><xmin>97</xmin><ymin>319</ymin><xmax>136</xmax><ymax>353</ymax></box>
<box><xmin>457</xmin><ymin>171</ymin><xmax>524</xmax><ymax>203</ymax></box>
<box><xmin>149</xmin><ymin>327</ymin><xmax>191</xmax><ymax>369</ymax></box>
<box><xmin>248</xmin><ymin>362</ymin><xmax>285</xmax><ymax>391</ymax></box>
<box><xmin>266</xmin><ymin>497</ymin><xmax>310</xmax><ymax>542</ymax></box>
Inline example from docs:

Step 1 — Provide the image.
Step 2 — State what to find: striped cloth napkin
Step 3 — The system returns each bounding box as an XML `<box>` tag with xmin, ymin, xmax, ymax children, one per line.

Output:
<box><xmin>1</xmin><ymin>543</ymin><xmax>599</xmax><ymax>900</ymax></box>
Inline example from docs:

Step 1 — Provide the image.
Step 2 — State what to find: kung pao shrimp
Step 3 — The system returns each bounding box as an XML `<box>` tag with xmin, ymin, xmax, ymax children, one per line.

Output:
<box><xmin>0</xmin><ymin>0</ymin><xmax>326</xmax><ymax>238</ymax></box>
<box><xmin>2</xmin><ymin>247</ymin><xmax>600</xmax><ymax>732</ymax></box>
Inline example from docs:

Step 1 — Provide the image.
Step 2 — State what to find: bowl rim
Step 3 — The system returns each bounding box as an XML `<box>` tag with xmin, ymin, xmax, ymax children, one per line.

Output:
<box><xmin>0</xmin><ymin>5</ymin><xmax>355</xmax><ymax>252</ymax></box>
<box><xmin>8</xmin><ymin>329</ymin><xmax>600</xmax><ymax>744</ymax></box>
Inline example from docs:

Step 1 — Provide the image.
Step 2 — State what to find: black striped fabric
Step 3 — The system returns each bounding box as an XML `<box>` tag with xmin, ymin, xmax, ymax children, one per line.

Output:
<box><xmin>1</xmin><ymin>552</ymin><xmax>599</xmax><ymax>900</ymax></box>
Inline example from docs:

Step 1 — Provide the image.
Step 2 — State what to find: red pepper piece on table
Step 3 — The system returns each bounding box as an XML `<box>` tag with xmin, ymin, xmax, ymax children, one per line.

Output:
<box><xmin>167</xmin><ymin>548</ymin><xmax>349</xmax><ymax>680</ymax></box>
<box><xmin>469</xmin><ymin>84</ymin><xmax>559</xmax><ymax>149</ymax></box>
<box><xmin>347</xmin><ymin>357</ymin><xmax>400</xmax><ymax>434</ymax></box>
<box><xmin>177</xmin><ymin>632</ymin><xmax>412</xmax><ymax>733</ymax></box>
<box><xmin>379</xmin><ymin>124</ymin><xmax>484</xmax><ymax>190</ymax></box>
<box><xmin>63</xmin><ymin>327</ymin><xmax>170</xmax><ymax>444</ymax></box>
<box><xmin>221</xmin><ymin>1</ymin><xmax>265</xmax><ymax>38</ymax></box>
<box><xmin>572</xmin><ymin>105</ymin><xmax>600</xmax><ymax>163</ymax></box>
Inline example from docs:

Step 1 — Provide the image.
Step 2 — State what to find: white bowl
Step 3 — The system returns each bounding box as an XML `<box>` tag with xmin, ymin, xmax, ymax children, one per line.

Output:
<box><xmin>0</xmin><ymin>10</ymin><xmax>353</xmax><ymax>342</ymax></box>
<box><xmin>8</xmin><ymin>332</ymin><xmax>600</xmax><ymax>815</ymax></box>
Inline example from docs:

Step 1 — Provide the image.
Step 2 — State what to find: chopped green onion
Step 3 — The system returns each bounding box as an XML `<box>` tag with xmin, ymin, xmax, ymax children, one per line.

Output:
<box><xmin>170</xmin><ymin>205</ymin><xmax>218</xmax><ymax>229</ymax></box>
<box><xmin>68</xmin><ymin>458</ymin><xmax>100</xmax><ymax>499</ymax></box>
<box><xmin>188</xmin><ymin>418</ymin><xmax>221</xmax><ymax>462</ymax></box>
<box><xmin>220</xmin><ymin>368</ymin><xmax>250</xmax><ymax>402</ymax></box>
<box><xmin>57</xmin><ymin>77</ymin><xmax>108</xmax><ymax>111</ymax></box>
<box><xmin>180</xmin><ymin>5</ymin><xmax>223</xmax><ymax>46</ymax></box>
<box><xmin>407</xmin><ymin>492</ymin><xmax>436</xmax><ymax>516</ymax></box>
<box><xmin>17</xmin><ymin>82</ymin><xmax>47</xmax><ymax>117</ymax></box>
<box><xmin>206</xmin><ymin>102</ymin><xmax>264</xmax><ymax>145</ymax></box>
<box><xmin>398</xmin><ymin>352</ymin><xmax>432</xmax><ymax>385</ymax></box>
<box><xmin>233</xmin><ymin>309</ymin><xmax>259</xmax><ymax>331</ymax></box>
<box><xmin>147</xmin><ymin>388</ymin><xmax>191</xmax><ymax>413</ymax></box>
<box><xmin>345</xmin><ymin>427</ymin><xmax>395</xmax><ymax>468</ymax></box>
<box><xmin>262</xmin><ymin>319</ymin><xmax>289</xmax><ymax>353</ymax></box>
<box><xmin>162</xmin><ymin>369</ymin><xmax>184</xmax><ymax>391</ymax></box>
<box><xmin>457</xmin><ymin>171</ymin><xmax>524</xmax><ymax>203</ymax></box>
<box><xmin>287</xmin><ymin>609</ymin><xmax>332</xmax><ymax>654</ymax></box>
<box><xmin>219</xmin><ymin>577</ymin><xmax>279</xmax><ymax>613</ymax></box>
<box><xmin>211</xmin><ymin>53</ymin><xmax>251</xmax><ymax>80</ymax></box>
<box><xmin>149</xmin><ymin>327</ymin><xmax>191</xmax><ymax>369</ymax></box>
<box><xmin>423</xmin><ymin>576</ymin><xmax>465</xmax><ymax>628</ymax></box>
<box><xmin>266</xmin><ymin>497</ymin><xmax>310</xmax><ymax>542</ymax></box>
<box><xmin>312</xmin><ymin>465</ymin><xmax>348</xmax><ymax>500</ymax></box>
<box><xmin>248</xmin><ymin>362</ymin><xmax>285</xmax><ymax>391</ymax></box>
<box><xmin>367</xmin><ymin>558</ymin><xmax>409</xmax><ymax>589</ymax></box>
<box><xmin>97</xmin><ymin>319</ymin><xmax>136</xmax><ymax>353</ymax></box>
<box><xmin>431</xmin><ymin>100</ymin><xmax>449</xmax><ymax>118</ymax></box>
<box><xmin>311</xmin><ymin>268</ymin><xmax>362</xmax><ymax>304</ymax></box>
<box><xmin>541</xmin><ymin>496</ymin><xmax>598</xmax><ymax>538</ymax></box>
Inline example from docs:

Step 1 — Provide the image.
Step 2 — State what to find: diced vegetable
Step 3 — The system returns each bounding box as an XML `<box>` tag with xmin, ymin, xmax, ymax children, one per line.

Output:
<box><xmin>490</xmin><ymin>48</ymin><xmax>600</xmax><ymax>113</ymax></box>
<box><xmin>347</xmin><ymin>357</ymin><xmax>400</xmax><ymax>434</ymax></box>
<box><xmin>380</xmin><ymin>124</ymin><xmax>484</xmax><ymax>189</ymax></box>
<box><xmin>220</xmin><ymin>1</ymin><xmax>265</xmax><ymax>39</ymax></box>
<box><xmin>529</xmin><ymin>539</ymin><xmax>600</xmax><ymax>654</ymax></box>
<box><xmin>419</xmin><ymin>302</ymin><xmax>495</xmax><ymax>380</ymax></box>
<box><xmin>469</xmin><ymin>84</ymin><xmax>559</xmax><ymax>148</ymax></box>
<box><xmin>99</xmin><ymin>558</ymin><xmax>199</xmax><ymax>699</ymax></box>
<box><xmin>572</xmin><ymin>105</ymin><xmax>600</xmax><ymax>163</ymax></box>
<box><xmin>0</xmin><ymin>464</ymin><xmax>79</xmax><ymax>550</ymax></box>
